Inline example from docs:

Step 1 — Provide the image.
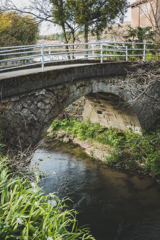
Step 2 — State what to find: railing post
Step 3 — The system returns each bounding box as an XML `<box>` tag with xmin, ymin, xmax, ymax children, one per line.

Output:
<box><xmin>41</xmin><ymin>45</ymin><xmax>44</xmax><ymax>71</ymax></box>
<box><xmin>49</xmin><ymin>44</ymin><xmax>51</xmax><ymax>61</ymax></box>
<box><xmin>143</xmin><ymin>42</ymin><xmax>146</xmax><ymax>61</ymax></box>
<box><xmin>67</xmin><ymin>43</ymin><xmax>70</xmax><ymax>60</ymax></box>
<box><xmin>157</xmin><ymin>49</ymin><xmax>159</xmax><ymax>61</ymax></box>
<box><xmin>92</xmin><ymin>45</ymin><xmax>95</xmax><ymax>59</ymax></box>
<box><xmin>126</xmin><ymin>46</ymin><xmax>128</xmax><ymax>61</ymax></box>
<box><xmin>100</xmin><ymin>41</ymin><xmax>103</xmax><ymax>63</ymax></box>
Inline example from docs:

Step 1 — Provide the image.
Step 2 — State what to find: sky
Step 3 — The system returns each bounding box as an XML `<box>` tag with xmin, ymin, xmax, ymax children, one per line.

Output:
<box><xmin>125</xmin><ymin>0</ymin><xmax>135</xmax><ymax>22</ymax></box>
<box><xmin>4</xmin><ymin>0</ymin><xmax>136</xmax><ymax>35</ymax></box>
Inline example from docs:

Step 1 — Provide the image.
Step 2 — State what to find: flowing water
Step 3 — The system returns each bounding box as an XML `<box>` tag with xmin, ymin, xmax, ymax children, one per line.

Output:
<box><xmin>30</xmin><ymin>140</ymin><xmax>160</xmax><ymax>240</ymax></box>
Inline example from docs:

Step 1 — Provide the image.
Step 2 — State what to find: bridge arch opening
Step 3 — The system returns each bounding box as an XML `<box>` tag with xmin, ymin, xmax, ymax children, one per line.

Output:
<box><xmin>82</xmin><ymin>92</ymin><xmax>141</xmax><ymax>133</ymax></box>
<box><xmin>60</xmin><ymin>92</ymin><xmax>142</xmax><ymax>134</ymax></box>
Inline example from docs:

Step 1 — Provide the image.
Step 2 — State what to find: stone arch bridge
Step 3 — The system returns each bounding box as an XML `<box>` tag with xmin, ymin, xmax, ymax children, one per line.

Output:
<box><xmin>1</xmin><ymin>62</ymin><xmax>160</xmax><ymax>149</ymax></box>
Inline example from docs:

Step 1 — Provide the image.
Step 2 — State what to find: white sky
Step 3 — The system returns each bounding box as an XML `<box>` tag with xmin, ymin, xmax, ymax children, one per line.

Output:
<box><xmin>4</xmin><ymin>0</ymin><xmax>136</xmax><ymax>35</ymax></box>
<box><xmin>125</xmin><ymin>0</ymin><xmax>135</xmax><ymax>22</ymax></box>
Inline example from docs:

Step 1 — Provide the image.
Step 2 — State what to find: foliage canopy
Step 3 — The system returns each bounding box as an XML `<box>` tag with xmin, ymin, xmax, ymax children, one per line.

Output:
<box><xmin>72</xmin><ymin>0</ymin><xmax>128</xmax><ymax>42</ymax></box>
<box><xmin>50</xmin><ymin>0</ymin><xmax>128</xmax><ymax>44</ymax></box>
<box><xmin>0</xmin><ymin>11</ymin><xmax>39</xmax><ymax>47</ymax></box>
<box><xmin>123</xmin><ymin>26</ymin><xmax>156</xmax><ymax>43</ymax></box>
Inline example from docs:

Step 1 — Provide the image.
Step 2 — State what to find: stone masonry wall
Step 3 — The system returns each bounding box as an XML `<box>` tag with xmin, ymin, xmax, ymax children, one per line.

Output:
<box><xmin>1</xmin><ymin>74</ymin><xmax>160</xmax><ymax>150</ymax></box>
<box><xmin>64</xmin><ymin>97</ymin><xmax>85</xmax><ymax>121</ymax></box>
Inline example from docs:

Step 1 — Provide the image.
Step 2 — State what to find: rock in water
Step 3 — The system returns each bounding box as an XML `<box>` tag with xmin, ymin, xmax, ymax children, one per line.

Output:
<box><xmin>63</xmin><ymin>136</ymin><xmax>70</xmax><ymax>143</ymax></box>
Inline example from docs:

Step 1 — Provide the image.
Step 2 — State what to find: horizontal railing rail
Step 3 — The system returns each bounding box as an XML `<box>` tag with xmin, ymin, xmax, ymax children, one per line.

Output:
<box><xmin>0</xmin><ymin>41</ymin><xmax>159</xmax><ymax>72</ymax></box>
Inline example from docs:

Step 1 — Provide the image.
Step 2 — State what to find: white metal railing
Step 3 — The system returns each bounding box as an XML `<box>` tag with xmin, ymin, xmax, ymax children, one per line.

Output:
<box><xmin>0</xmin><ymin>41</ymin><xmax>159</xmax><ymax>72</ymax></box>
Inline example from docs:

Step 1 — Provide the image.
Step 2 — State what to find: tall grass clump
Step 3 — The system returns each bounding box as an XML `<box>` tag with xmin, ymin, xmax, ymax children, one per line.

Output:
<box><xmin>0</xmin><ymin>157</ymin><xmax>95</xmax><ymax>240</ymax></box>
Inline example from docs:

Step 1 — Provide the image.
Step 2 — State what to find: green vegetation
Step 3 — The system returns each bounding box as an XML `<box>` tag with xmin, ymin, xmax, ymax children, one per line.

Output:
<box><xmin>43</xmin><ymin>0</ymin><xmax>128</xmax><ymax>45</ymax></box>
<box><xmin>51</xmin><ymin>119</ymin><xmax>123</xmax><ymax>146</ymax></box>
<box><xmin>123</xmin><ymin>26</ymin><xmax>156</xmax><ymax>43</ymax></box>
<box><xmin>0</xmin><ymin>158</ymin><xmax>95</xmax><ymax>240</ymax></box>
<box><xmin>70</xmin><ymin>0</ymin><xmax>128</xmax><ymax>43</ymax></box>
<box><xmin>50</xmin><ymin>119</ymin><xmax>160</xmax><ymax>179</ymax></box>
<box><xmin>8</xmin><ymin>0</ymin><xmax>128</xmax><ymax>46</ymax></box>
<box><xmin>0</xmin><ymin>11</ymin><xmax>39</xmax><ymax>47</ymax></box>
<box><xmin>0</xmin><ymin>110</ymin><xmax>95</xmax><ymax>239</ymax></box>
<box><xmin>101</xmin><ymin>26</ymin><xmax>160</xmax><ymax>61</ymax></box>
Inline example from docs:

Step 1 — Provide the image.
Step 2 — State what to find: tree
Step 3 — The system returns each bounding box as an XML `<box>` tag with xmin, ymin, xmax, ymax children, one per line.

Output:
<box><xmin>72</xmin><ymin>0</ymin><xmax>128</xmax><ymax>45</ymax></box>
<box><xmin>123</xmin><ymin>26</ymin><xmax>156</xmax><ymax>42</ymax></box>
<box><xmin>4</xmin><ymin>0</ymin><xmax>128</xmax><ymax>43</ymax></box>
<box><xmin>122</xmin><ymin>26</ymin><xmax>158</xmax><ymax>60</ymax></box>
<box><xmin>4</xmin><ymin>0</ymin><xmax>81</xmax><ymax>59</ymax></box>
<box><xmin>50</xmin><ymin>0</ymin><xmax>81</xmax><ymax>58</ymax></box>
<box><xmin>51</xmin><ymin>0</ymin><xmax>69</xmax><ymax>44</ymax></box>
<box><xmin>3</xmin><ymin>0</ymin><xmax>128</xmax><ymax>59</ymax></box>
<box><xmin>0</xmin><ymin>11</ymin><xmax>39</xmax><ymax>47</ymax></box>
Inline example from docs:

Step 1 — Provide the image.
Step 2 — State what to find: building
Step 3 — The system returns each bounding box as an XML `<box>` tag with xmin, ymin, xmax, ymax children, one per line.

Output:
<box><xmin>128</xmin><ymin>0</ymin><xmax>160</xmax><ymax>29</ymax></box>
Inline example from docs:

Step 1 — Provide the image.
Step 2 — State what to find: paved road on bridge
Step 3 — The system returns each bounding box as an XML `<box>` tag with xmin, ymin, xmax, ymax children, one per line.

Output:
<box><xmin>0</xmin><ymin>63</ymin><xmax>94</xmax><ymax>80</ymax></box>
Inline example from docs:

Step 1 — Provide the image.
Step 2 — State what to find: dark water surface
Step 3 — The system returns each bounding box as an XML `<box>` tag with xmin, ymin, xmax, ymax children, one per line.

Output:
<box><xmin>31</xmin><ymin>140</ymin><xmax>160</xmax><ymax>240</ymax></box>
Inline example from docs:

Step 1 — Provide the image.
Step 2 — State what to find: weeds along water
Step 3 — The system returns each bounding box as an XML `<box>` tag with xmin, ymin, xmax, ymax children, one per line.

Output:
<box><xmin>0</xmin><ymin>156</ymin><xmax>95</xmax><ymax>240</ymax></box>
<box><xmin>49</xmin><ymin>118</ymin><xmax>160</xmax><ymax>181</ymax></box>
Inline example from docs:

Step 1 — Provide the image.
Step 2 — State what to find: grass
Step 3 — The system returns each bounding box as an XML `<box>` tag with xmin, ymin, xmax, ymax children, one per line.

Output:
<box><xmin>0</xmin><ymin>157</ymin><xmax>95</xmax><ymax>240</ymax></box>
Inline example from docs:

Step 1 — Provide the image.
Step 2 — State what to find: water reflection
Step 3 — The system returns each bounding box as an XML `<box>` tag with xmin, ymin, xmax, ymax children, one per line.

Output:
<box><xmin>31</xmin><ymin>140</ymin><xmax>160</xmax><ymax>240</ymax></box>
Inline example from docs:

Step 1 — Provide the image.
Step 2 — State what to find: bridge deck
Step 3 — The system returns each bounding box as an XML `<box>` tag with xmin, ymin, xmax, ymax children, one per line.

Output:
<box><xmin>0</xmin><ymin>63</ymin><xmax>94</xmax><ymax>80</ymax></box>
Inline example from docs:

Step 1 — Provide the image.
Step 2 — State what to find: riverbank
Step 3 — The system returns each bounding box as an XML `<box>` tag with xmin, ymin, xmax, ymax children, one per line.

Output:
<box><xmin>47</xmin><ymin>118</ymin><xmax>160</xmax><ymax>182</ymax></box>
<box><xmin>47</xmin><ymin>129</ymin><xmax>112</xmax><ymax>162</ymax></box>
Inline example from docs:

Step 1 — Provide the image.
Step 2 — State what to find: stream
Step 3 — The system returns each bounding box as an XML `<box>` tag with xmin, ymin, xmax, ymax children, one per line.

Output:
<box><xmin>30</xmin><ymin>140</ymin><xmax>160</xmax><ymax>240</ymax></box>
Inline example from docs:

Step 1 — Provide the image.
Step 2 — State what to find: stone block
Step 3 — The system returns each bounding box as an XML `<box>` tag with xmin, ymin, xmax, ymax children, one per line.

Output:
<box><xmin>1</xmin><ymin>119</ymin><xmax>9</xmax><ymax>129</ymax></box>
<box><xmin>45</xmin><ymin>108</ymin><xmax>51</xmax><ymax>115</ymax></box>
<box><xmin>43</xmin><ymin>98</ymin><xmax>51</xmax><ymax>104</ymax></box>
<box><xmin>30</xmin><ymin>105</ymin><xmax>38</xmax><ymax>113</ymax></box>
<box><xmin>35</xmin><ymin>89</ymin><xmax>46</xmax><ymax>96</ymax></box>
<box><xmin>36</xmin><ymin>109</ymin><xmax>45</xmax><ymax>123</ymax></box>
<box><xmin>22</xmin><ymin>101</ymin><xmax>32</xmax><ymax>108</ymax></box>
<box><xmin>21</xmin><ymin>108</ymin><xmax>32</xmax><ymax>117</ymax></box>
<box><xmin>56</xmin><ymin>84</ymin><xmax>64</xmax><ymax>90</ymax></box>
<box><xmin>36</xmin><ymin>95</ymin><xmax>45</xmax><ymax>102</ymax></box>
<box><xmin>10</xmin><ymin>96</ymin><xmax>19</xmax><ymax>101</ymax></box>
<box><xmin>38</xmin><ymin>102</ymin><xmax>45</xmax><ymax>109</ymax></box>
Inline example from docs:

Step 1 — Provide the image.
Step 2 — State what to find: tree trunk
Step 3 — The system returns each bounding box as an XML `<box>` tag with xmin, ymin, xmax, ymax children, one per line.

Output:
<box><xmin>84</xmin><ymin>24</ymin><xmax>88</xmax><ymax>59</ymax></box>
<box><xmin>71</xmin><ymin>28</ymin><xmax>75</xmax><ymax>59</ymax></box>
<box><xmin>62</xmin><ymin>24</ymin><xmax>70</xmax><ymax>60</ymax></box>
